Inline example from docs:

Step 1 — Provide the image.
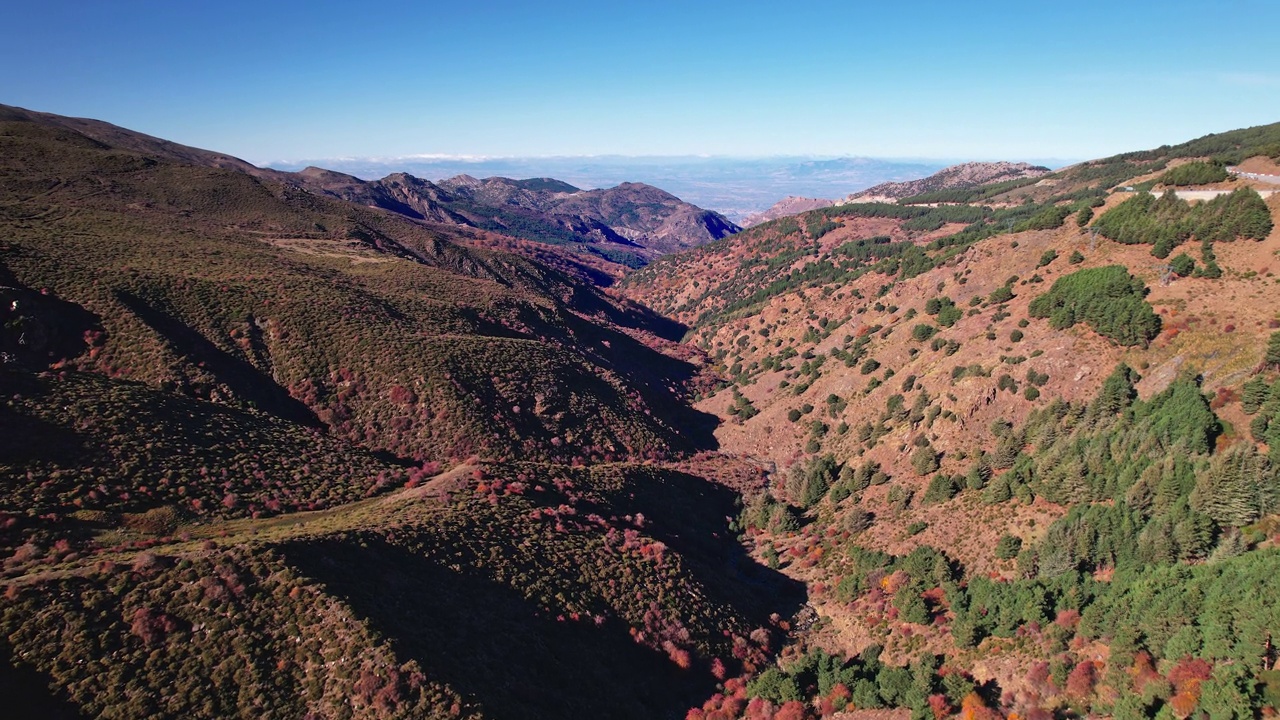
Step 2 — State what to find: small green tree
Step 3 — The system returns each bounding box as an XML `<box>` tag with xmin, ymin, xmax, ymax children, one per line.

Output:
<box><xmin>1266</xmin><ymin>331</ymin><xmax>1280</xmax><ymax>368</ymax></box>
<box><xmin>1170</xmin><ymin>252</ymin><xmax>1195</xmax><ymax>277</ymax></box>
<box><xmin>989</xmin><ymin>285</ymin><xmax>1014</xmax><ymax>304</ymax></box>
<box><xmin>800</xmin><ymin>454</ymin><xmax>838</xmax><ymax>508</ymax></box>
<box><xmin>923</xmin><ymin>474</ymin><xmax>960</xmax><ymax>504</ymax></box>
<box><xmin>911</xmin><ymin>324</ymin><xmax>938</xmax><ymax>342</ymax></box>
<box><xmin>995</xmin><ymin>534</ymin><xmax>1023</xmax><ymax>559</ymax></box>
<box><xmin>911</xmin><ymin>444</ymin><xmax>941</xmax><ymax>476</ymax></box>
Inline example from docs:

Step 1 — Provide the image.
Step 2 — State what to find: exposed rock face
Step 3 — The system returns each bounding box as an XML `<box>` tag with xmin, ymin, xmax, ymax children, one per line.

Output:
<box><xmin>840</xmin><ymin>161</ymin><xmax>1050</xmax><ymax>204</ymax></box>
<box><xmin>545</xmin><ymin>181</ymin><xmax>740</xmax><ymax>254</ymax></box>
<box><xmin>376</xmin><ymin>173</ymin><xmax>470</xmax><ymax>223</ymax></box>
<box><xmin>741</xmin><ymin>196</ymin><xmax>835</xmax><ymax>227</ymax></box>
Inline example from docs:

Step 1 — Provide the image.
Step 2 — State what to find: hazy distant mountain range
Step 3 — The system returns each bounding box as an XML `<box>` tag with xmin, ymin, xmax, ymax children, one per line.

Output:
<box><xmin>266</xmin><ymin>155</ymin><xmax>986</xmax><ymax>222</ymax></box>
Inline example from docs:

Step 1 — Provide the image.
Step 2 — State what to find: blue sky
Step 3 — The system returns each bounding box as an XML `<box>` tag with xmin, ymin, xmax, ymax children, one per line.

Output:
<box><xmin>4</xmin><ymin>0</ymin><xmax>1278</xmax><ymax>164</ymax></box>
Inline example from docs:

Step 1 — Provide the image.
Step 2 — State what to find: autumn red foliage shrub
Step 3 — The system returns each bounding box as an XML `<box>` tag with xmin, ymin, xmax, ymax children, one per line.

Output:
<box><xmin>1065</xmin><ymin>659</ymin><xmax>1097</xmax><ymax>700</ymax></box>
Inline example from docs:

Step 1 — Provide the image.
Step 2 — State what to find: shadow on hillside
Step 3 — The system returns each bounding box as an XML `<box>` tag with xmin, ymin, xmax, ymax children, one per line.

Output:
<box><xmin>0</xmin><ymin>657</ymin><xmax>88</xmax><ymax>720</ymax></box>
<box><xmin>0</xmin><ymin>261</ymin><xmax>103</xmax><ymax>371</ymax></box>
<box><xmin>282</xmin><ymin>471</ymin><xmax>804</xmax><ymax>720</ymax></box>
<box><xmin>576</xmin><ymin>467</ymin><xmax>806</xmax><ymax>623</ymax></box>
<box><xmin>557</xmin><ymin>279</ymin><xmax>687</xmax><ymax>342</ymax></box>
<box><xmin>558</xmin><ymin>311</ymin><xmax>720</xmax><ymax>452</ymax></box>
<box><xmin>0</xmin><ymin>396</ymin><xmax>91</xmax><ymax>466</ymax></box>
<box><xmin>115</xmin><ymin>290</ymin><xmax>320</xmax><ymax>428</ymax></box>
<box><xmin>286</xmin><ymin>537</ymin><xmax>713</xmax><ymax>720</ymax></box>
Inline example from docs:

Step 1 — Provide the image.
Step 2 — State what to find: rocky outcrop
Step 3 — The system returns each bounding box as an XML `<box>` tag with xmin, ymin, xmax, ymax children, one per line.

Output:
<box><xmin>741</xmin><ymin>197</ymin><xmax>835</xmax><ymax>227</ymax></box>
<box><xmin>840</xmin><ymin>161</ymin><xmax>1050</xmax><ymax>204</ymax></box>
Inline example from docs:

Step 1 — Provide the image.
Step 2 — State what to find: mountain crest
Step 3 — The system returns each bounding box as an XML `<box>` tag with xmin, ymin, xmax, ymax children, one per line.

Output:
<box><xmin>843</xmin><ymin>160</ymin><xmax>1050</xmax><ymax>203</ymax></box>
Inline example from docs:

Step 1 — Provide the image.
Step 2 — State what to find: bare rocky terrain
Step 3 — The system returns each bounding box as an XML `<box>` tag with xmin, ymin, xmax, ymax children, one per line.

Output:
<box><xmin>841</xmin><ymin>161</ymin><xmax>1051</xmax><ymax>204</ymax></box>
<box><xmin>742</xmin><ymin>197</ymin><xmax>836</xmax><ymax>228</ymax></box>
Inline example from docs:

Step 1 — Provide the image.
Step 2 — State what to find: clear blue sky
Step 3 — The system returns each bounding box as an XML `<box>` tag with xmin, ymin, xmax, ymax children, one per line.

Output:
<box><xmin>4</xmin><ymin>0</ymin><xmax>1278</xmax><ymax>164</ymax></box>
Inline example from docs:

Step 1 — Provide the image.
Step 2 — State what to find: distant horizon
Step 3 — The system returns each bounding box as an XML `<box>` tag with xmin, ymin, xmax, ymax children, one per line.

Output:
<box><xmin>261</xmin><ymin>153</ymin><xmax>1075</xmax><ymax>222</ymax></box>
<box><xmin>264</xmin><ymin>152</ymin><xmax>1082</xmax><ymax>171</ymax></box>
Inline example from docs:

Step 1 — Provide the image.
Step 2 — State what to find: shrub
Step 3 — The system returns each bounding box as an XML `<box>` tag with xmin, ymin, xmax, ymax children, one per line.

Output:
<box><xmin>923</xmin><ymin>473</ymin><xmax>960</xmax><ymax>504</ymax></box>
<box><xmin>1267</xmin><ymin>331</ymin><xmax>1280</xmax><ymax>368</ymax></box>
<box><xmin>1170</xmin><ymin>253</ymin><xmax>1195</xmax><ymax>277</ymax></box>
<box><xmin>911</xmin><ymin>444</ymin><xmax>941</xmax><ymax>476</ymax></box>
<box><xmin>911</xmin><ymin>324</ymin><xmax>938</xmax><ymax>342</ymax></box>
<box><xmin>1016</xmin><ymin>206</ymin><xmax>1072</xmax><ymax>232</ymax></box>
<box><xmin>995</xmin><ymin>535</ymin><xmax>1023</xmax><ymax>559</ymax></box>
<box><xmin>926</xmin><ymin>296</ymin><xmax>962</xmax><ymax>327</ymax></box>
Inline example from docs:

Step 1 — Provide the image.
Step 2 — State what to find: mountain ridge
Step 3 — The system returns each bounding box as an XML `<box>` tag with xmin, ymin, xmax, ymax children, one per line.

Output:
<box><xmin>841</xmin><ymin>160</ymin><xmax>1051</xmax><ymax>204</ymax></box>
<box><xmin>0</xmin><ymin>103</ymin><xmax>739</xmax><ymax>275</ymax></box>
<box><xmin>740</xmin><ymin>162</ymin><xmax>1053</xmax><ymax>229</ymax></box>
<box><xmin>265</xmin><ymin>154</ymin><xmax>952</xmax><ymax>223</ymax></box>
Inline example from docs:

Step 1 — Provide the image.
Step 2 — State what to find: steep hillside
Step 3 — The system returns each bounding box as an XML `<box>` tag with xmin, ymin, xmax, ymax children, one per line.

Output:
<box><xmin>739</xmin><ymin>164</ymin><xmax>1048</xmax><ymax>229</ymax></box>
<box><xmin>623</xmin><ymin>121</ymin><xmax>1280</xmax><ymax>719</ymax></box>
<box><xmin>0</xmin><ymin>104</ymin><xmax>290</xmax><ymax>182</ymax></box>
<box><xmin>0</xmin><ymin>111</ymin><xmax>725</xmax><ymax>468</ymax></box>
<box><xmin>0</xmin><ymin>455</ymin><xmax>801</xmax><ymax>720</ymax></box>
<box><xmin>278</xmin><ymin>169</ymin><xmax>740</xmax><ymax>270</ymax></box>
